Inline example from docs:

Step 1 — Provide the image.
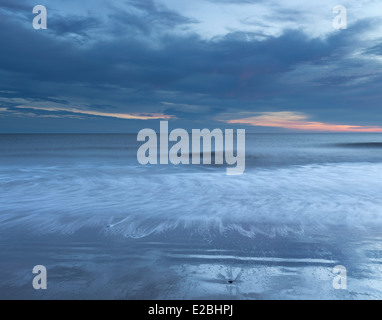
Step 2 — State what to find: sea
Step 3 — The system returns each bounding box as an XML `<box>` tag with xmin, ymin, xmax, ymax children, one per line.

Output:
<box><xmin>0</xmin><ymin>133</ymin><xmax>382</xmax><ymax>300</ymax></box>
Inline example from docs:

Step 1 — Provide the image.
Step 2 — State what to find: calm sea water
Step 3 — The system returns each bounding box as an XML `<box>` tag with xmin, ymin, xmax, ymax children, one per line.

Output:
<box><xmin>1</xmin><ymin>133</ymin><xmax>382</xmax><ymax>299</ymax></box>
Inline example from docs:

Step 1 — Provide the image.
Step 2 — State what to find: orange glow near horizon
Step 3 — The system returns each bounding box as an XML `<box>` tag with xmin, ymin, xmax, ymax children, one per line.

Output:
<box><xmin>225</xmin><ymin>112</ymin><xmax>382</xmax><ymax>133</ymax></box>
<box><xmin>15</xmin><ymin>105</ymin><xmax>174</xmax><ymax>120</ymax></box>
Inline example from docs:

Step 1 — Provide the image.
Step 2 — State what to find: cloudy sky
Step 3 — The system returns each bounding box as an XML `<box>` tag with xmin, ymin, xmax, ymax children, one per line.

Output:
<box><xmin>1</xmin><ymin>0</ymin><xmax>382</xmax><ymax>133</ymax></box>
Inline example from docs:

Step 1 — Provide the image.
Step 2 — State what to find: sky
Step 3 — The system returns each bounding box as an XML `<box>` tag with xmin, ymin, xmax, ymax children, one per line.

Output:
<box><xmin>0</xmin><ymin>0</ymin><xmax>382</xmax><ymax>133</ymax></box>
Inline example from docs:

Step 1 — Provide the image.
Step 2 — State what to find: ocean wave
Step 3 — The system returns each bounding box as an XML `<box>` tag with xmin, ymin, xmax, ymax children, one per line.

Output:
<box><xmin>1</xmin><ymin>163</ymin><xmax>382</xmax><ymax>238</ymax></box>
<box><xmin>333</xmin><ymin>143</ymin><xmax>382</xmax><ymax>149</ymax></box>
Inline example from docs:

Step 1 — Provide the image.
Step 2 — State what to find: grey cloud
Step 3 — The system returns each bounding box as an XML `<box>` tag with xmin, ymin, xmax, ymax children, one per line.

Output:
<box><xmin>49</xmin><ymin>15</ymin><xmax>100</xmax><ymax>38</ymax></box>
<box><xmin>0</xmin><ymin>1</ymin><xmax>382</xmax><ymax>132</ymax></box>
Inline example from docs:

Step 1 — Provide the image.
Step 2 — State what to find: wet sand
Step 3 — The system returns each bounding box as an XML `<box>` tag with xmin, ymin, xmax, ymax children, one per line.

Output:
<box><xmin>1</xmin><ymin>226</ymin><xmax>381</xmax><ymax>300</ymax></box>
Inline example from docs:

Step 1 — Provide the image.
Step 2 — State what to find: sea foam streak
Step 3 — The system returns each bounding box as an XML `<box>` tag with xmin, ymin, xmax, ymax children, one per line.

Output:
<box><xmin>1</xmin><ymin>162</ymin><xmax>382</xmax><ymax>238</ymax></box>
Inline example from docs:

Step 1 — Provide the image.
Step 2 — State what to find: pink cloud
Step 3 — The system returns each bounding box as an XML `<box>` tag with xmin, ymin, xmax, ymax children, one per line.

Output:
<box><xmin>224</xmin><ymin>112</ymin><xmax>382</xmax><ymax>132</ymax></box>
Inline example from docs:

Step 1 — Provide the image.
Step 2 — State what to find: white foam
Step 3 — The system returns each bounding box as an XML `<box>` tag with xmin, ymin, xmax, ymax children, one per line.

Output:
<box><xmin>1</xmin><ymin>162</ymin><xmax>382</xmax><ymax>238</ymax></box>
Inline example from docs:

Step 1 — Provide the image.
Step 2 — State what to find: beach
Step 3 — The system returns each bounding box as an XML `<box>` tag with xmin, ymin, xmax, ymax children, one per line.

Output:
<box><xmin>1</xmin><ymin>133</ymin><xmax>382</xmax><ymax>299</ymax></box>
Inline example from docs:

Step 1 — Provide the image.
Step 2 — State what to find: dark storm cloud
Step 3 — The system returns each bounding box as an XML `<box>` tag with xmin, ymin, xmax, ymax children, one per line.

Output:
<box><xmin>365</xmin><ymin>43</ymin><xmax>382</xmax><ymax>56</ymax></box>
<box><xmin>0</xmin><ymin>0</ymin><xmax>30</xmax><ymax>12</ymax></box>
<box><xmin>0</xmin><ymin>16</ymin><xmax>332</xmax><ymax>102</ymax></box>
<box><xmin>49</xmin><ymin>15</ymin><xmax>100</xmax><ymax>37</ymax></box>
<box><xmin>110</xmin><ymin>0</ymin><xmax>198</xmax><ymax>36</ymax></box>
